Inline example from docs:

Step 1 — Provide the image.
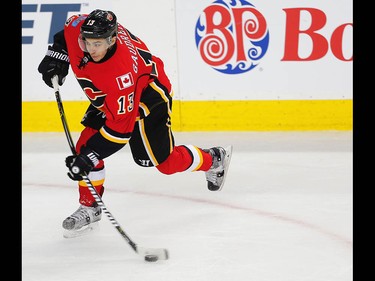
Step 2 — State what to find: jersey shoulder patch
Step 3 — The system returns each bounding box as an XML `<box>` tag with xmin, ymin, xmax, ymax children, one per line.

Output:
<box><xmin>65</xmin><ymin>14</ymin><xmax>87</xmax><ymax>28</ymax></box>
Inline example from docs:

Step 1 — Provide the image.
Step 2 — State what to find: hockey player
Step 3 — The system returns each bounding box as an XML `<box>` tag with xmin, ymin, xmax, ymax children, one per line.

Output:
<box><xmin>37</xmin><ymin>9</ymin><xmax>232</xmax><ymax>235</ymax></box>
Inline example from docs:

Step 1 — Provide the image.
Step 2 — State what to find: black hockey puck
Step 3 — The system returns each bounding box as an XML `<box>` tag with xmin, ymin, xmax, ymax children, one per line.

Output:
<box><xmin>144</xmin><ymin>255</ymin><xmax>158</xmax><ymax>262</ymax></box>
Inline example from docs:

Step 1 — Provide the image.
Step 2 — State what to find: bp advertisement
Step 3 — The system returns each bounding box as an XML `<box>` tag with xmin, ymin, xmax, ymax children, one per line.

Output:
<box><xmin>175</xmin><ymin>0</ymin><xmax>352</xmax><ymax>100</ymax></box>
<box><xmin>22</xmin><ymin>0</ymin><xmax>352</xmax><ymax>102</ymax></box>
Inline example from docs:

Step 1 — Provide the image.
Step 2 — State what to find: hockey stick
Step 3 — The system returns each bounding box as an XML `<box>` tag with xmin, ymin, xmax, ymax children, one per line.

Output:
<box><xmin>52</xmin><ymin>76</ymin><xmax>169</xmax><ymax>261</ymax></box>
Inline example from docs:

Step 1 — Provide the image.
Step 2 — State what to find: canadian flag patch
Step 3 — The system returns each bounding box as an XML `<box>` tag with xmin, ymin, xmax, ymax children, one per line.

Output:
<box><xmin>116</xmin><ymin>73</ymin><xmax>134</xmax><ymax>90</ymax></box>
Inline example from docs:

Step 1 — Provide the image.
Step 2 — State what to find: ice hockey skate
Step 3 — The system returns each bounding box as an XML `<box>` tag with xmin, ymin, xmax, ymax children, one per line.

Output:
<box><xmin>205</xmin><ymin>145</ymin><xmax>233</xmax><ymax>191</ymax></box>
<box><xmin>62</xmin><ymin>203</ymin><xmax>102</xmax><ymax>238</ymax></box>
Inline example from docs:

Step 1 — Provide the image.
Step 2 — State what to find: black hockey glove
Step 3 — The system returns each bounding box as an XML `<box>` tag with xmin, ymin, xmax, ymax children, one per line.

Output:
<box><xmin>38</xmin><ymin>45</ymin><xmax>70</xmax><ymax>88</ymax></box>
<box><xmin>65</xmin><ymin>146</ymin><xmax>100</xmax><ymax>181</ymax></box>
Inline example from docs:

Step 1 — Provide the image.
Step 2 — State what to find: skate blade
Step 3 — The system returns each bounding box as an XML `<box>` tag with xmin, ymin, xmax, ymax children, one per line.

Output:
<box><xmin>63</xmin><ymin>222</ymin><xmax>100</xmax><ymax>238</ymax></box>
<box><xmin>217</xmin><ymin>145</ymin><xmax>233</xmax><ymax>191</ymax></box>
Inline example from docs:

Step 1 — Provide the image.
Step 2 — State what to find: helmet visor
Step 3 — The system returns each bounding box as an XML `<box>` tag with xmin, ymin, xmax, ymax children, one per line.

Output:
<box><xmin>78</xmin><ymin>34</ymin><xmax>88</xmax><ymax>52</ymax></box>
<box><xmin>78</xmin><ymin>34</ymin><xmax>112</xmax><ymax>53</ymax></box>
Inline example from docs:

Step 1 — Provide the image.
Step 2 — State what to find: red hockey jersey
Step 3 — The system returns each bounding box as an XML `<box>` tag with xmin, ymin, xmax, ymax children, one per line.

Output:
<box><xmin>63</xmin><ymin>14</ymin><xmax>172</xmax><ymax>151</ymax></box>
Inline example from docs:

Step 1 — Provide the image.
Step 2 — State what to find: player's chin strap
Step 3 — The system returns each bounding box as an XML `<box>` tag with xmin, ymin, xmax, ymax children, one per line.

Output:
<box><xmin>51</xmin><ymin>76</ymin><xmax>169</xmax><ymax>261</ymax></box>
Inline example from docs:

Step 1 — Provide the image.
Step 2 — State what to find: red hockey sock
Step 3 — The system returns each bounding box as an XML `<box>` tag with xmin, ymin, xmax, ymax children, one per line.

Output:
<box><xmin>156</xmin><ymin>145</ymin><xmax>212</xmax><ymax>175</ymax></box>
<box><xmin>79</xmin><ymin>184</ymin><xmax>105</xmax><ymax>207</ymax></box>
<box><xmin>78</xmin><ymin>166</ymin><xmax>106</xmax><ymax>207</ymax></box>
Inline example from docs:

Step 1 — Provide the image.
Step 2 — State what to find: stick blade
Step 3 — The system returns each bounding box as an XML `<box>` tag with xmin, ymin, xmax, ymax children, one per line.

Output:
<box><xmin>136</xmin><ymin>246</ymin><xmax>169</xmax><ymax>260</ymax></box>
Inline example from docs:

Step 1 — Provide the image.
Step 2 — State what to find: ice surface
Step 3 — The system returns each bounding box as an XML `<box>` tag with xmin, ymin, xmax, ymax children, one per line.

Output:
<box><xmin>22</xmin><ymin>131</ymin><xmax>353</xmax><ymax>281</ymax></box>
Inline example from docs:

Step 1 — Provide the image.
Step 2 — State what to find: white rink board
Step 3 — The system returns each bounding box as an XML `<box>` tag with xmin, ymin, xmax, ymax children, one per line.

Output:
<box><xmin>175</xmin><ymin>0</ymin><xmax>352</xmax><ymax>100</ymax></box>
<box><xmin>22</xmin><ymin>0</ymin><xmax>352</xmax><ymax>101</ymax></box>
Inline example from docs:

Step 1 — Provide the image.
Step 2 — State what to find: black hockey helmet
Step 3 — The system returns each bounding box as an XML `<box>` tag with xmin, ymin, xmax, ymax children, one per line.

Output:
<box><xmin>80</xmin><ymin>9</ymin><xmax>117</xmax><ymax>39</ymax></box>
